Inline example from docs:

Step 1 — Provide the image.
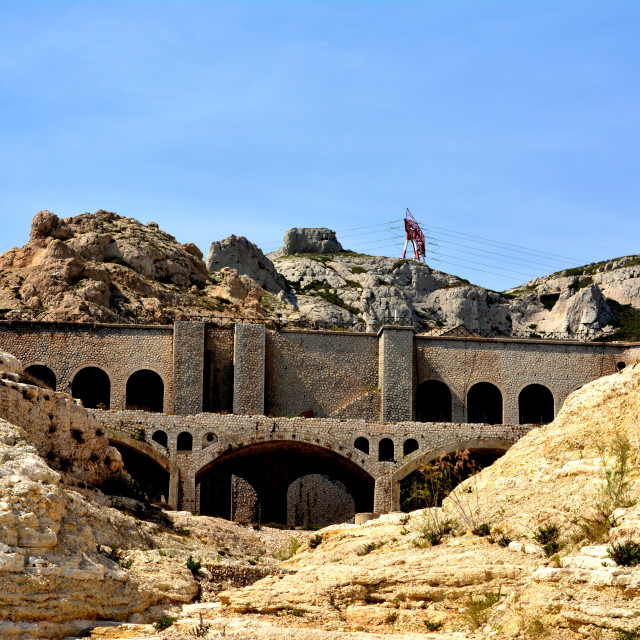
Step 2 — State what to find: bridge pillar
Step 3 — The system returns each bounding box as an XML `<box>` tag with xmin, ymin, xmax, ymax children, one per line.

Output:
<box><xmin>233</xmin><ymin>324</ymin><xmax>265</xmax><ymax>415</ymax></box>
<box><xmin>374</xmin><ymin>475</ymin><xmax>392</xmax><ymax>513</ymax></box>
<box><xmin>181</xmin><ymin>471</ymin><xmax>197</xmax><ymax>512</ymax></box>
<box><xmin>378</xmin><ymin>325</ymin><xmax>414</xmax><ymax>422</ymax></box>
<box><xmin>168</xmin><ymin>466</ymin><xmax>180</xmax><ymax>510</ymax></box>
<box><xmin>173</xmin><ymin>321</ymin><xmax>205</xmax><ymax>415</ymax></box>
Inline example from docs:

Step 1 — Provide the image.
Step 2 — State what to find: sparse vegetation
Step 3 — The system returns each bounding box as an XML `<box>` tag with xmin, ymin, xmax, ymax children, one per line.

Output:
<box><xmin>309</xmin><ymin>534</ymin><xmax>323</xmax><ymax>549</ymax></box>
<box><xmin>424</xmin><ymin>619</ymin><xmax>444</xmax><ymax>631</ymax></box>
<box><xmin>154</xmin><ymin>616</ymin><xmax>176</xmax><ymax>631</ymax></box>
<box><xmin>575</xmin><ymin>433</ymin><xmax>635</xmax><ymax>542</ymax></box>
<box><xmin>462</xmin><ymin>591</ymin><xmax>501</xmax><ymax>629</ymax></box>
<box><xmin>540</xmin><ymin>293</ymin><xmax>560</xmax><ymax>310</ymax></box>
<box><xmin>186</xmin><ymin>555</ymin><xmax>201</xmax><ymax>575</ymax></box>
<box><xmin>350</xmin><ymin>266</ymin><xmax>367</xmax><ymax>274</ymax></box>
<box><xmin>534</xmin><ymin>524</ymin><xmax>561</xmax><ymax>557</ymax></box>
<box><xmin>358</xmin><ymin>540</ymin><xmax>386</xmax><ymax>555</ymax></box>
<box><xmin>473</xmin><ymin>522</ymin><xmax>491</xmax><ymax>537</ymax></box>
<box><xmin>273</xmin><ymin>536</ymin><xmax>301</xmax><ymax>560</ymax></box>
<box><xmin>608</xmin><ymin>540</ymin><xmax>640</xmax><ymax>566</ymax></box>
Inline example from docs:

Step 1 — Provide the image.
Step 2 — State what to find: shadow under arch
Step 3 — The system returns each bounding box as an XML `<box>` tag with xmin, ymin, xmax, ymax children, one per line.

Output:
<box><xmin>390</xmin><ymin>438</ymin><xmax>514</xmax><ymax>512</ymax></box>
<box><xmin>107</xmin><ymin>431</ymin><xmax>179</xmax><ymax>509</ymax></box>
<box><xmin>196</xmin><ymin>440</ymin><xmax>375</xmax><ymax>524</ymax></box>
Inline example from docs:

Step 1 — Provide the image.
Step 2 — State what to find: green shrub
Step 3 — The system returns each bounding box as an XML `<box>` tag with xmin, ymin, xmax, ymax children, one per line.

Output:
<box><xmin>154</xmin><ymin>616</ymin><xmax>176</xmax><ymax>631</ymax></box>
<box><xmin>351</xmin><ymin>266</ymin><xmax>367</xmax><ymax>274</ymax></box>
<box><xmin>534</xmin><ymin>524</ymin><xmax>561</xmax><ymax>557</ymax></box>
<box><xmin>392</xmin><ymin>259</ymin><xmax>413</xmax><ymax>271</ymax></box>
<box><xmin>424</xmin><ymin>619</ymin><xmax>443</xmax><ymax>631</ymax></box>
<box><xmin>608</xmin><ymin>540</ymin><xmax>640</xmax><ymax>566</ymax></box>
<box><xmin>186</xmin><ymin>555</ymin><xmax>201</xmax><ymax>575</ymax></box>
<box><xmin>309</xmin><ymin>534</ymin><xmax>323</xmax><ymax>549</ymax></box>
<box><xmin>274</xmin><ymin>536</ymin><xmax>301</xmax><ymax>560</ymax></box>
<box><xmin>462</xmin><ymin>591</ymin><xmax>501</xmax><ymax>629</ymax></box>
<box><xmin>497</xmin><ymin>534</ymin><xmax>512</xmax><ymax>548</ymax></box>
<box><xmin>473</xmin><ymin>523</ymin><xmax>491</xmax><ymax>537</ymax></box>
<box><xmin>357</xmin><ymin>540</ymin><xmax>385</xmax><ymax>556</ymax></box>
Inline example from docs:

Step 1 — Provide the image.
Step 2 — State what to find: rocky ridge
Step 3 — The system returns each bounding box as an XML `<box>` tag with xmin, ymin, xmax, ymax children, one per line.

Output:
<box><xmin>1</xmin><ymin>211</ymin><xmax>639</xmax><ymax>339</ymax></box>
<box><xmin>0</xmin><ymin>210</ymin><xmax>268</xmax><ymax>324</ymax></box>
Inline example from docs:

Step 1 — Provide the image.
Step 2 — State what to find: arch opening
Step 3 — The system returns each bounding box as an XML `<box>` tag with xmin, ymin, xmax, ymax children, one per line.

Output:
<box><xmin>400</xmin><ymin>448</ymin><xmax>505</xmax><ymax>513</ymax></box>
<box><xmin>196</xmin><ymin>440</ymin><xmax>374</xmax><ymax>525</ymax></box>
<box><xmin>72</xmin><ymin>367</ymin><xmax>110</xmax><ymax>409</ymax></box>
<box><xmin>24</xmin><ymin>365</ymin><xmax>56</xmax><ymax>390</ymax></box>
<box><xmin>354</xmin><ymin>437</ymin><xmax>369</xmax><ymax>455</ymax></box>
<box><xmin>108</xmin><ymin>442</ymin><xmax>170</xmax><ymax>504</ymax></box>
<box><xmin>152</xmin><ymin>430</ymin><xmax>168</xmax><ymax>448</ymax></box>
<box><xmin>467</xmin><ymin>382</ymin><xmax>502</xmax><ymax>424</ymax></box>
<box><xmin>519</xmin><ymin>384</ymin><xmax>554</xmax><ymax>424</ymax></box>
<box><xmin>403</xmin><ymin>438</ymin><xmax>419</xmax><ymax>457</ymax></box>
<box><xmin>126</xmin><ymin>370</ymin><xmax>164</xmax><ymax>413</ymax></box>
<box><xmin>416</xmin><ymin>380</ymin><xmax>452</xmax><ymax>422</ymax></box>
<box><xmin>202</xmin><ymin>432</ymin><xmax>218</xmax><ymax>449</ymax></box>
<box><xmin>379</xmin><ymin>438</ymin><xmax>394</xmax><ymax>462</ymax></box>
<box><xmin>177</xmin><ymin>432</ymin><xmax>193</xmax><ymax>451</ymax></box>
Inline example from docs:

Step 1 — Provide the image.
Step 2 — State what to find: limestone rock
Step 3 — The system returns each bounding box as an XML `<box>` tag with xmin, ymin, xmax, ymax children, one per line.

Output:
<box><xmin>0</xmin><ymin>351</ymin><xmax>22</xmax><ymax>375</ymax></box>
<box><xmin>282</xmin><ymin>228</ymin><xmax>343</xmax><ymax>255</ymax></box>
<box><xmin>206</xmin><ymin>235</ymin><xmax>286</xmax><ymax>293</ymax></box>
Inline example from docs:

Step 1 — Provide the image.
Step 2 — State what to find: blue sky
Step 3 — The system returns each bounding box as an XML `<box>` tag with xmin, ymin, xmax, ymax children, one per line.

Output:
<box><xmin>1</xmin><ymin>1</ymin><xmax>638</xmax><ymax>290</ymax></box>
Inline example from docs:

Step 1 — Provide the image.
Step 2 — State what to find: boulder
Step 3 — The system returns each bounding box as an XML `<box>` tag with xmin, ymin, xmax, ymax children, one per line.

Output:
<box><xmin>0</xmin><ymin>351</ymin><xmax>22</xmax><ymax>375</ymax></box>
<box><xmin>206</xmin><ymin>235</ymin><xmax>286</xmax><ymax>293</ymax></box>
<box><xmin>283</xmin><ymin>228</ymin><xmax>343</xmax><ymax>255</ymax></box>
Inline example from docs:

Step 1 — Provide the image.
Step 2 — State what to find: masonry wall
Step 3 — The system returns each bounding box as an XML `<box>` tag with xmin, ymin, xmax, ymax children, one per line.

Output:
<box><xmin>264</xmin><ymin>329</ymin><xmax>379</xmax><ymax>418</ymax></box>
<box><xmin>204</xmin><ymin>327</ymin><xmax>234</xmax><ymax>413</ymax></box>
<box><xmin>415</xmin><ymin>336</ymin><xmax>632</xmax><ymax>424</ymax></box>
<box><xmin>233</xmin><ymin>324</ymin><xmax>265</xmax><ymax>415</ymax></box>
<box><xmin>0</xmin><ymin>322</ymin><xmax>174</xmax><ymax>411</ymax></box>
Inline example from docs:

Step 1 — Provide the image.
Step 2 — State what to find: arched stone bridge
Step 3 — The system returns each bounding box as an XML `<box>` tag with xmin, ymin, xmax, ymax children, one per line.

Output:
<box><xmin>99</xmin><ymin>409</ymin><xmax>529</xmax><ymax>524</ymax></box>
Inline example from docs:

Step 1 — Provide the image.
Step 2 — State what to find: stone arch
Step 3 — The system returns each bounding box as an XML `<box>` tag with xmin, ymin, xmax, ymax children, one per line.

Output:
<box><xmin>415</xmin><ymin>379</ymin><xmax>452</xmax><ymax>422</ymax></box>
<box><xmin>107</xmin><ymin>431</ymin><xmax>178</xmax><ymax>508</ymax></box>
<box><xmin>126</xmin><ymin>369</ymin><xmax>164</xmax><ymax>413</ymax></box>
<box><xmin>24</xmin><ymin>364</ymin><xmax>57</xmax><ymax>390</ymax></box>
<box><xmin>177</xmin><ymin>432</ymin><xmax>193</xmax><ymax>451</ymax></box>
<box><xmin>202</xmin><ymin>432</ymin><xmax>218</xmax><ymax>449</ymax></box>
<box><xmin>72</xmin><ymin>366</ymin><xmax>111</xmax><ymax>409</ymax></box>
<box><xmin>390</xmin><ymin>438</ymin><xmax>514</xmax><ymax>512</ymax></box>
<box><xmin>379</xmin><ymin>438</ymin><xmax>394</xmax><ymax>462</ymax></box>
<box><xmin>467</xmin><ymin>381</ymin><xmax>503</xmax><ymax>424</ymax></box>
<box><xmin>518</xmin><ymin>383</ymin><xmax>554</xmax><ymax>424</ymax></box>
<box><xmin>403</xmin><ymin>438</ymin><xmax>419</xmax><ymax>457</ymax></box>
<box><xmin>354</xmin><ymin>437</ymin><xmax>369</xmax><ymax>455</ymax></box>
<box><xmin>152</xmin><ymin>430</ymin><xmax>168</xmax><ymax>448</ymax></box>
<box><xmin>195</xmin><ymin>439</ymin><xmax>374</xmax><ymax>525</ymax></box>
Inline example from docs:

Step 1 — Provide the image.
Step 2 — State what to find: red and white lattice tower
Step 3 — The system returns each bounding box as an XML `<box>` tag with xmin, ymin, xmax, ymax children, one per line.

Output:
<box><xmin>401</xmin><ymin>208</ymin><xmax>426</xmax><ymax>262</ymax></box>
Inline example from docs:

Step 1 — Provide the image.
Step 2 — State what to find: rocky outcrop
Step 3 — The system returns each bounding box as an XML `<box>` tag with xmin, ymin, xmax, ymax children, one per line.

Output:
<box><xmin>281</xmin><ymin>228</ymin><xmax>343</xmax><ymax>255</ymax></box>
<box><xmin>0</xmin><ymin>350</ymin><xmax>22</xmax><ymax>375</ymax></box>
<box><xmin>206</xmin><ymin>235</ymin><xmax>286</xmax><ymax>293</ymax></box>
<box><xmin>0</xmin><ymin>210</ymin><xmax>269</xmax><ymax>324</ymax></box>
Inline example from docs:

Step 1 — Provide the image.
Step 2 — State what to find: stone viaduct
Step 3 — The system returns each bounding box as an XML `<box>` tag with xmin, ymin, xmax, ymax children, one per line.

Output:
<box><xmin>1</xmin><ymin>319</ymin><xmax>638</xmax><ymax>525</ymax></box>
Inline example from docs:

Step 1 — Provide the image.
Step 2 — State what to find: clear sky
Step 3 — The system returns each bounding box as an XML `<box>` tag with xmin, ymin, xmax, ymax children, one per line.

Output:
<box><xmin>1</xmin><ymin>1</ymin><xmax>638</xmax><ymax>290</ymax></box>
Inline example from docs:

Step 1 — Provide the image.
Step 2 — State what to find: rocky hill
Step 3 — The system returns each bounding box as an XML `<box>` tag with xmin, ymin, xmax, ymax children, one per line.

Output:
<box><xmin>1</xmin><ymin>210</ymin><xmax>639</xmax><ymax>342</ymax></box>
<box><xmin>0</xmin><ymin>210</ymin><xmax>268</xmax><ymax>324</ymax></box>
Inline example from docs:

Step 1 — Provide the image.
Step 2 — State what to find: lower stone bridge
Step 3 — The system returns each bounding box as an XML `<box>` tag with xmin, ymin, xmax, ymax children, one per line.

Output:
<box><xmin>97</xmin><ymin>409</ymin><xmax>531</xmax><ymax>525</ymax></box>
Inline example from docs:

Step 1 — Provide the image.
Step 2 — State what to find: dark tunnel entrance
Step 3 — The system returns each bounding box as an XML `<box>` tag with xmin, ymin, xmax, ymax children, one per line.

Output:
<box><xmin>399</xmin><ymin>448</ymin><xmax>506</xmax><ymax>513</ymax></box>
<box><xmin>519</xmin><ymin>384</ymin><xmax>554</xmax><ymax>424</ymax></box>
<box><xmin>467</xmin><ymin>382</ymin><xmax>503</xmax><ymax>424</ymax></box>
<box><xmin>109</xmin><ymin>442</ymin><xmax>170</xmax><ymax>503</ymax></box>
<box><xmin>72</xmin><ymin>367</ymin><xmax>111</xmax><ymax>409</ymax></box>
<box><xmin>415</xmin><ymin>380</ymin><xmax>452</xmax><ymax>422</ymax></box>
<box><xmin>196</xmin><ymin>441</ymin><xmax>374</xmax><ymax>526</ymax></box>
<box><xmin>24</xmin><ymin>365</ymin><xmax>57</xmax><ymax>390</ymax></box>
<box><xmin>126</xmin><ymin>370</ymin><xmax>164</xmax><ymax>413</ymax></box>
